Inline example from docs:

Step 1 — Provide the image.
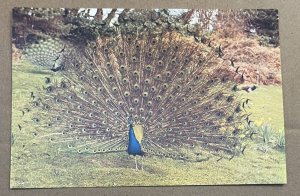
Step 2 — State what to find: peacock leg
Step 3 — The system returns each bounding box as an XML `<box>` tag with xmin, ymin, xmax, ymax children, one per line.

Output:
<box><xmin>141</xmin><ymin>156</ymin><xmax>144</xmax><ymax>171</ymax></box>
<box><xmin>135</xmin><ymin>156</ymin><xmax>138</xmax><ymax>170</ymax></box>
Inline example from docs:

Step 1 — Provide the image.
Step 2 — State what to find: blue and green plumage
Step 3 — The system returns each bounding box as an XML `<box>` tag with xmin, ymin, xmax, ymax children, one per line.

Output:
<box><xmin>127</xmin><ymin>124</ymin><xmax>144</xmax><ymax>156</ymax></box>
<box><xmin>22</xmin><ymin>30</ymin><xmax>250</xmax><ymax>165</ymax></box>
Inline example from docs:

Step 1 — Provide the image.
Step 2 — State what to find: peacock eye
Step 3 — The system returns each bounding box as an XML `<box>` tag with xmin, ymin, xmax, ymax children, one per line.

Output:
<box><xmin>133</xmin><ymin>71</ymin><xmax>139</xmax><ymax>76</ymax></box>
<box><xmin>133</xmin><ymin>84</ymin><xmax>139</xmax><ymax>89</ymax></box>
<box><xmin>227</xmin><ymin>116</ymin><xmax>234</xmax><ymax>122</ymax></box>
<box><xmin>112</xmin><ymin>87</ymin><xmax>118</xmax><ymax>92</ymax></box>
<box><xmin>146</xmin><ymin>65</ymin><xmax>152</xmax><ymax>70</ymax></box>
<box><xmin>120</xmin><ymin>65</ymin><xmax>126</xmax><ymax>71</ymax></box>
<box><xmin>60</xmin><ymin>82</ymin><xmax>67</xmax><ymax>88</ymax></box>
<box><xmin>150</xmin><ymin>86</ymin><xmax>156</xmax><ymax>92</ymax></box>
<box><xmin>108</xmin><ymin>75</ymin><xmax>114</xmax><ymax>80</ymax></box>
<box><xmin>227</xmin><ymin>96</ymin><xmax>234</xmax><ymax>102</ymax></box>
<box><xmin>124</xmin><ymin>91</ymin><xmax>130</xmax><ymax>97</ymax></box>
<box><xmin>46</xmin><ymin>86</ymin><xmax>53</xmax><ymax>92</ymax></box>
<box><xmin>106</xmin><ymin>62</ymin><xmax>112</xmax><ymax>67</ymax></box>
<box><xmin>134</xmin><ymin>98</ymin><xmax>139</xmax><ymax>104</ymax></box>
<box><xmin>142</xmin><ymin>92</ymin><xmax>148</xmax><ymax>97</ymax></box>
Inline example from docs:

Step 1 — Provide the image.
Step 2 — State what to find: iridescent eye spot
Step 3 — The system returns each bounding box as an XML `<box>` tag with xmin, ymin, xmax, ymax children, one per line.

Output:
<box><xmin>106</xmin><ymin>62</ymin><xmax>112</xmax><ymax>67</ymax></box>
<box><xmin>124</xmin><ymin>91</ymin><xmax>130</xmax><ymax>97</ymax></box>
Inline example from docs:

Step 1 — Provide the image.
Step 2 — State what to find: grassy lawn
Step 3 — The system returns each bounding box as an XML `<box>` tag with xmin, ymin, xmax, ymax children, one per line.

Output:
<box><xmin>10</xmin><ymin>61</ymin><xmax>287</xmax><ymax>188</ymax></box>
<box><xmin>239</xmin><ymin>85</ymin><xmax>285</xmax><ymax>132</ymax></box>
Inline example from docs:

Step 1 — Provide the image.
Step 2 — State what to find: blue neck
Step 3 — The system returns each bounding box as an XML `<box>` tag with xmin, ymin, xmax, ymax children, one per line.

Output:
<box><xmin>127</xmin><ymin>125</ymin><xmax>143</xmax><ymax>156</ymax></box>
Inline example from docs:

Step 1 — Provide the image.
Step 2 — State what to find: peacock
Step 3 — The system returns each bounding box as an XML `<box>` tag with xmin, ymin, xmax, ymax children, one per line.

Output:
<box><xmin>21</xmin><ymin>29</ymin><xmax>251</xmax><ymax>170</ymax></box>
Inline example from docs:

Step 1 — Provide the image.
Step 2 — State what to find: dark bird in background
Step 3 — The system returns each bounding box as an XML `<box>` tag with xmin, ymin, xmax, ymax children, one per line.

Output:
<box><xmin>22</xmin><ymin>31</ymin><xmax>251</xmax><ymax>169</ymax></box>
<box><xmin>241</xmin><ymin>85</ymin><xmax>257</xmax><ymax>93</ymax></box>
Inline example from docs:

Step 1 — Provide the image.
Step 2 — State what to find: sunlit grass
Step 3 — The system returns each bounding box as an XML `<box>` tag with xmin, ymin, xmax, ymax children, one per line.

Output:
<box><xmin>10</xmin><ymin>61</ymin><xmax>286</xmax><ymax>188</ymax></box>
<box><xmin>239</xmin><ymin>85</ymin><xmax>284</xmax><ymax>132</ymax></box>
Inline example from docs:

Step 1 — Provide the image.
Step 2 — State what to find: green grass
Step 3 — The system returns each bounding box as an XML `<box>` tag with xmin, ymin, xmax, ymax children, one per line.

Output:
<box><xmin>239</xmin><ymin>85</ymin><xmax>285</xmax><ymax>132</ymax></box>
<box><xmin>10</xmin><ymin>61</ymin><xmax>287</xmax><ymax>188</ymax></box>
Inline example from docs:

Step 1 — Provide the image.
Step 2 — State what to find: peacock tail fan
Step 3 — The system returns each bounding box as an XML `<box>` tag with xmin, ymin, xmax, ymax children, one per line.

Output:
<box><xmin>23</xmin><ymin>38</ymin><xmax>65</xmax><ymax>70</ymax></box>
<box><xmin>22</xmin><ymin>31</ymin><xmax>251</xmax><ymax>162</ymax></box>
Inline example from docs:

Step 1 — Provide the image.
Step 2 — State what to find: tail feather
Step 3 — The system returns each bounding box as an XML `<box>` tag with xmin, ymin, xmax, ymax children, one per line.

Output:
<box><xmin>23</xmin><ymin>31</ymin><xmax>249</xmax><ymax>161</ymax></box>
